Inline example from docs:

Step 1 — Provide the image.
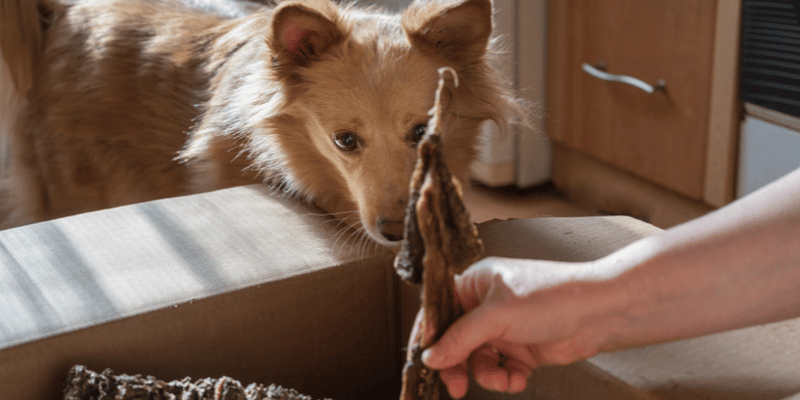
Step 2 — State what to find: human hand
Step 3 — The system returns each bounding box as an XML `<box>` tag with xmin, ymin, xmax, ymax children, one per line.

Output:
<box><xmin>419</xmin><ymin>256</ymin><xmax>618</xmax><ymax>398</ymax></box>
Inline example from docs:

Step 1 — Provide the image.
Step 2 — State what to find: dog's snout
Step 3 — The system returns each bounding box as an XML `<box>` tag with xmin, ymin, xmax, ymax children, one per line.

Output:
<box><xmin>378</xmin><ymin>219</ymin><xmax>404</xmax><ymax>242</ymax></box>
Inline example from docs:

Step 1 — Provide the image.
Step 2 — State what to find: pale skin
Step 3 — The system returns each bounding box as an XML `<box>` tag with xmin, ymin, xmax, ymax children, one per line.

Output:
<box><xmin>419</xmin><ymin>166</ymin><xmax>800</xmax><ymax>399</ymax></box>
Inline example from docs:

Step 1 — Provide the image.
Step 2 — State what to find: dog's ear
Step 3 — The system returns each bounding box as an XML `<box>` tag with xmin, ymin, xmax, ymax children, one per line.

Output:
<box><xmin>403</xmin><ymin>0</ymin><xmax>493</xmax><ymax>65</ymax></box>
<box><xmin>268</xmin><ymin>0</ymin><xmax>345</xmax><ymax>70</ymax></box>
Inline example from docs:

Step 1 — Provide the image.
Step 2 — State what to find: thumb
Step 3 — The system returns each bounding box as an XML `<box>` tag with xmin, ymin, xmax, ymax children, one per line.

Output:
<box><xmin>422</xmin><ymin>305</ymin><xmax>500</xmax><ymax>369</ymax></box>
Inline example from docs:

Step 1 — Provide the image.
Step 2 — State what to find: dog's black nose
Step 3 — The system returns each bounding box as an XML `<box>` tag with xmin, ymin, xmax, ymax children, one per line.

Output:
<box><xmin>382</xmin><ymin>233</ymin><xmax>403</xmax><ymax>242</ymax></box>
<box><xmin>378</xmin><ymin>219</ymin><xmax>404</xmax><ymax>242</ymax></box>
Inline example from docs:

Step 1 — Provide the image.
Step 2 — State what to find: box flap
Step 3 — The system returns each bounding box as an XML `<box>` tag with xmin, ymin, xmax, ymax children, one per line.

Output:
<box><xmin>0</xmin><ymin>185</ymin><xmax>384</xmax><ymax>351</ymax></box>
<box><xmin>0</xmin><ymin>185</ymin><xmax>398</xmax><ymax>400</ymax></box>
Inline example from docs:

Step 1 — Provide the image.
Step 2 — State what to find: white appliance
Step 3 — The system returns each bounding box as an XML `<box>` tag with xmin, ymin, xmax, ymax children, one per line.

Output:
<box><xmin>468</xmin><ymin>0</ymin><xmax>550</xmax><ymax>188</ymax></box>
<box><xmin>738</xmin><ymin>1</ymin><xmax>800</xmax><ymax>197</ymax></box>
<box><xmin>737</xmin><ymin>105</ymin><xmax>800</xmax><ymax>198</ymax></box>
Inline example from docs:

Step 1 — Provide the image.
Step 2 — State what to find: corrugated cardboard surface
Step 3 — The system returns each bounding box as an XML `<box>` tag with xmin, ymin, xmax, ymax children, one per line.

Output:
<box><xmin>2</xmin><ymin>186</ymin><xmax>799</xmax><ymax>400</ymax></box>
<box><xmin>478</xmin><ymin>217</ymin><xmax>661</xmax><ymax>262</ymax></box>
<box><xmin>0</xmin><ymin>185</ymin><xmax>399</xmax><ymax>399</ymax></box>
<box><xmin>1</xmin><ymin>186</ymin><xmax>387</xmax><ymax>349</ymax></box>
<box><xmin>581</xmin><ymin>319</ymin><xmax>800</xmax><ymax>400</ymax></box>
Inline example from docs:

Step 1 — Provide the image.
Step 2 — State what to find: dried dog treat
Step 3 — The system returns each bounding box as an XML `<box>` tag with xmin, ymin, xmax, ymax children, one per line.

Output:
<box><xmin>394</xmin><ymin>68</ymin><xmax>484</xmax><ymax>400</ymax></box>
<box><xmin>62</xmin><ymin>365</ymin><xmax>325</xmax><ymax>400</ymax></box>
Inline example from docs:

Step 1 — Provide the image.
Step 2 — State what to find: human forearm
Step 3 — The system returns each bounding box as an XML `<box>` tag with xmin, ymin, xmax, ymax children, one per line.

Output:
<box><xmin>594</xmin><ymin>167</ymin><xmax>800</xmax><ymax>351</ymax></box>
<box><xmin>422</xmin><ymin>168</ymin><xmax>800</xmax><ymax>398</ymax></box>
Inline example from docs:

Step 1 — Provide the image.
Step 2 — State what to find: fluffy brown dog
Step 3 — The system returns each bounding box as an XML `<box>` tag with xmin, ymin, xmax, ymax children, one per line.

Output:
<box><xmin>0</xmin><ymin>0</ymin><xmax>523</xmax><ymax>247</ymax></box>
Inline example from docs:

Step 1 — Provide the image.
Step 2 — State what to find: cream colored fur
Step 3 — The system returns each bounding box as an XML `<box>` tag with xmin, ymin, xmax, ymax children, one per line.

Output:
<box><xmin>0</xmin><ymin>0</ymin><xmax>524</xmax><ymax>247</ymax></box>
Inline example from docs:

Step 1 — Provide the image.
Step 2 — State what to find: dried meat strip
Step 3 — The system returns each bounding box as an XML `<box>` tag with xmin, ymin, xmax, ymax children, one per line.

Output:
<box><xmin>62</xmin><ymin>365</ymin><xmax>326</xmax><ymax>400</ymax></box>
<box><xmin>395</xmin><ymin>68</ymin><xmax>484</xmax><ymax>400</ymax></box>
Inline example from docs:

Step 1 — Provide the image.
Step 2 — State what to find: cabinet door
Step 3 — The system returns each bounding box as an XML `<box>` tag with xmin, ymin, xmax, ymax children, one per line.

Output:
<box><xmin>548</xmin><ymin>0</ymin><xmax>717</xmax><ymax>200</ymax></box>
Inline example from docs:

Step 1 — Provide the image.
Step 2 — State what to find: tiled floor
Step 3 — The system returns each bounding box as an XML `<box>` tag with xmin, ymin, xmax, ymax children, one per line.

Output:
<box><xmin>463</xmin><ymin>182</ymin><xmax>594</xmax><ymax>223</ymax></box>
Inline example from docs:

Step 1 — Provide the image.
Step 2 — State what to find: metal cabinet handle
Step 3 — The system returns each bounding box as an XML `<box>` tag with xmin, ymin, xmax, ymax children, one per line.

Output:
<box><xmin>582</xmin><ymin>62</ymin><xmax>665</xmax><ymax>94</ymax></box>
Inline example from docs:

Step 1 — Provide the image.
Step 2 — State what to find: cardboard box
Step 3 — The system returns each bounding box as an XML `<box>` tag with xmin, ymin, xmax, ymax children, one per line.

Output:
<box><xmin>1</xmin><ymin>185</ymin><xmax>798</xmax><ymax>399</ymax></box>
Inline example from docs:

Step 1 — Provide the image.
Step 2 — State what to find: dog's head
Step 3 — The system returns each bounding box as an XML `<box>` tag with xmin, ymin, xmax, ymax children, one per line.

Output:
<box><xmin>260</xmin><ymin>0</ymin><xmax>523</xmax><ymax>248</ymax></box>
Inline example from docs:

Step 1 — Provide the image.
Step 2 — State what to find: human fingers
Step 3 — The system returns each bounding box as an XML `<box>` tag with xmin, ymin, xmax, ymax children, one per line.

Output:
<box><xmin>504</xmin><ymin>358</ymin><xmax>533</xmax><ymax>393</ymax></box>
<box><xmin>422</xmin><ymin>304</ymin><xmax>502</xmax><ymax>370</ymax></box>
<box><xmin>452</xmin><ymin>257</ymin><xmax>506</xmax><ymax>311</ymax></box>
<box><xmin>437</xmin><ymin>360</ymin><xmax>469</xmax><ymax>399</ymax></box>
<box><xmin>471</xmin><ymin>346</ymin><xmax>509</xmax><ymax>392</ymax></box>
<box><xmin>470</xmin><ymin>345</ymin><xmax>533</xmax><ymax>393</ymax></box>
<box><xmin>425</xmin><ymin>258</ymin><xmax>531</xmax><ymax>370</ymax></box>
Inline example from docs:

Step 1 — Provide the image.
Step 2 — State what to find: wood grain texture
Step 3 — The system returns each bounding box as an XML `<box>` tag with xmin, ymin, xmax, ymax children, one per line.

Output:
<box><xmin>704</xmin><ymin>0</ymin><xmax>742</xmax><ymax>207</ymax></box>
<box><xmin>552</xmin><ymin>144</ymin><xmax>712</xmax><ymax>228</ymax></box>
<box><xmin>547</xmin><ymin>0</ymin><xmax>718</xmax><ymax>200</ymax></box>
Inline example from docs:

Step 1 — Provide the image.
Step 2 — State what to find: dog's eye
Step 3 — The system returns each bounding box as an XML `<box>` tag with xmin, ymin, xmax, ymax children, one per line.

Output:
<box><xmin>411</xmin><ymin>124</ymin><xmax>427</xmax><ymax>143</ymax></box>
<box><xmin>333</xmin><ymin>131</ymin><xmax>359</xmax><ymax>152</ymax></box>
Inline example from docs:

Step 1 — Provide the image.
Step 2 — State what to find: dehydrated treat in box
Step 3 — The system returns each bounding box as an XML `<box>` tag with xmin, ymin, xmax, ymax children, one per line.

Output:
<box><xmin>62</xmin><ymin>365</ymin><xmax>327</xmax><ymax>400</ymax></box>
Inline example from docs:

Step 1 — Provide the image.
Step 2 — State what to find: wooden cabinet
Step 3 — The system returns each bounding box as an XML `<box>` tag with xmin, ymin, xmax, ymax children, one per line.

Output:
<box><xmin>547</xmin><ymin>0</ymin><xmax>741</xmax><ymax>225</ymax></box>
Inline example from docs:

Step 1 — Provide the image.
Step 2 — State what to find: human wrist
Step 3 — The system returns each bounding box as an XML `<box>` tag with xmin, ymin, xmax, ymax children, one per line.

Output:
<box><xmin>517</xmin><ymin>258</ymin><xmax>641</xmax><ymax>360</ymax></box>
<box><xmin>575</xmin><ymin>267</ymin><xmax>637</xmax><ymax>355</ymax></box>
<box><xmin>568</xmin><ymin>239</ymin><xmax>664</xmax><ymax>354</ymax></box>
